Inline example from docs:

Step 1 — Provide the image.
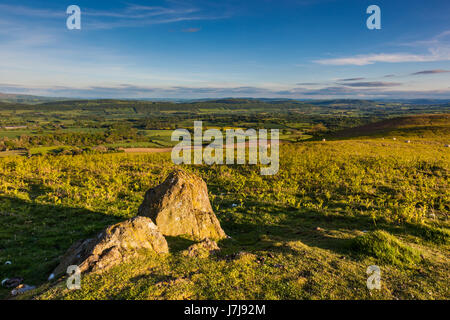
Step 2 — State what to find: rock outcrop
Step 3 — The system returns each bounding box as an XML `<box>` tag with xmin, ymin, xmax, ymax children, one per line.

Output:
<box><xmin>138</xmin><ymin>170</ymin><xmax>226</xmax><ymax>240</ymax></box>
<box><xmin>50</xmin><ymin>170</ymin><xmax>225</xmax><ymax>280</ymax></box>
<box><xmin>50</xmin><ymin>217</ymin><xmax>168</xmax><ymax>278</ymax></box>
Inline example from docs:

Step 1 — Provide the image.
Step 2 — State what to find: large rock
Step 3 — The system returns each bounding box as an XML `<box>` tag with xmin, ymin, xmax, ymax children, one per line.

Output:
<box><xmin>50</xmin><ymin>217</ymin><xmax>168</xmax><ymax>279</ymax></box>
<box><xmin>138</xmin><ymin>170</ymin><xmax>226</xmax><ymax>240</ymax></box>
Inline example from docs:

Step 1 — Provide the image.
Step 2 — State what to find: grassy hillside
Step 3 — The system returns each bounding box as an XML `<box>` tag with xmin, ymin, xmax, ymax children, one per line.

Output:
<box><xmin>329</xmin><ymin>114</ymin><xmax>450</xmax><ymax>143</ymax></box>
<box><xmin>0</xmin><ymin>127</ymin><xmax>448</xmax><ymax>299</ymax></box>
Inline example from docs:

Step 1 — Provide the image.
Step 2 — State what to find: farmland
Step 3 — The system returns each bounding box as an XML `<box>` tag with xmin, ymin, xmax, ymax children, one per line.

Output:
<box><xmin>0</xmin><ymin>98</ymin><xmax>449</xmax><ymax>300</ymax></box>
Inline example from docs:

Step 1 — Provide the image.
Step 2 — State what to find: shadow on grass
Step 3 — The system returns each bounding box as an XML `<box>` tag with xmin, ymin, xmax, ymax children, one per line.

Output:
<box><xmin>0</xmin><ymin>193</ymin><xmax>440</xmax><ymax>299</ymax></box>
<box><xmin>216</xmin><ymin>200</ymin><xmax>430</xmax><ymax>258</ymax></box>
<box><xmin>0</xmin><ymin>195</ymin><xmax>122</xmax><ymax>297</ymax></box>
<box><xmin>165</xmin><ymin>236</ymin><xmax>196</xmax><ymax>253</ymax></box>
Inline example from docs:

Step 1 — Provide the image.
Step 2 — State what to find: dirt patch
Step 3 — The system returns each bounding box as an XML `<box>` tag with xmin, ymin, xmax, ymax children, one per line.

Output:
<box><xmin>0</xmin><ymin>150</ymin><xmax>27</xmax><ymax>157</ymax></box>
<box><xmin>120</xmin><ymin>148</ymin><xmax>172</xmax><ymax>153</ymax></box>
<box><xmin>121</xmin><ymin>140</ymin><xmax>281</xmax><ymax>154</ymax></box>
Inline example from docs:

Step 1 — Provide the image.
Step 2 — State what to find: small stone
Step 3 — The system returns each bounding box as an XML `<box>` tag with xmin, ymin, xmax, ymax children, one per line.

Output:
<box><xmin>257</xmin><ymin>257</ymin><xmax>266</xmax><ymax>264</ymax></box>
<box><xmin>11</xmin><ymin>284</ymin><xmax>35</xmax><ymax>296</ymax></box>
<box><xmin>2</xmin><ymin>277</ymin><xmax>23</xmax><ymax>288</ymax></box>
<box><xmin>182</xmin><ymin>238</ymin><xmax>220</xmax><ymax>258</ymax></box>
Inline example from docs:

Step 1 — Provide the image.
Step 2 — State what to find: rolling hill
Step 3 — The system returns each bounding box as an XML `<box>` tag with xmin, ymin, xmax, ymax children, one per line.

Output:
<box><xmin>331</xmin><ymin>114</ymin><xmax>450</xmax><ymax>140</ymax></box>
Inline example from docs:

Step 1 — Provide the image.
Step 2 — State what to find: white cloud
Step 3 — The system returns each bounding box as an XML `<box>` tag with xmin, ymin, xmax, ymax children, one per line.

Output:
<box><xmin>314</xmin><ymin>30</ymin><xmax>450</xmax><ymax>66</ymax></box>
<box><xmin>314</xmin><ymin>51</ymin><xmax>449</xmax><ymax>66</ymax></box>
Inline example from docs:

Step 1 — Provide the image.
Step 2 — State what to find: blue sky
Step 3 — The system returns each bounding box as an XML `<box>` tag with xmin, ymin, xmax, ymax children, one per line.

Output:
<box><xmin>0</xmin><ymin>0</ymin><xmax>449</xmax><ymax>99</ymax></box>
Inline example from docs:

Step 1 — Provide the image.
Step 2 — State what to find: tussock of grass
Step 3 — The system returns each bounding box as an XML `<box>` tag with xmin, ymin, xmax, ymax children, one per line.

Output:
<box><xmin>417</xmin><ymin>225</ymin><xmax>450</xmax><ymax>245</ymax></box>
<box><xmin>351</xmin><ymin>230</ymin><xmax>422</xmax><ymax>268</ymax></box>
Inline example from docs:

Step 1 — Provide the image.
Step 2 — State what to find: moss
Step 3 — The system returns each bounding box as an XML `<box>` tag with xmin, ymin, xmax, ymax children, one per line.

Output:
<box><xmin>350</xmin><ymin>230</ymin><xmax>422</xmax><ymax>268</ymax></box>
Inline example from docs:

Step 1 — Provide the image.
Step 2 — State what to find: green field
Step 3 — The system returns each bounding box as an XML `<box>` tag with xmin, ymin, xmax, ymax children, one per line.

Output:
<box><xmin>0</xmin><ymin>133</ymin><xmax>448</xmax><ymax>299</ymax></box>
<box><xmin>0</xmin><ymin>99</ymin><xmax>448</xmax><ymax>300</ymax></box>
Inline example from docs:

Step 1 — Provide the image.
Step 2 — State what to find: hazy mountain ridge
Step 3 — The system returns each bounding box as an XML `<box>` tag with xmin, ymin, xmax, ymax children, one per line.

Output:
<box><xmin>1</xmin><ymin>92</ymin><xmax>449</xmax><ymax>106</ymax></box>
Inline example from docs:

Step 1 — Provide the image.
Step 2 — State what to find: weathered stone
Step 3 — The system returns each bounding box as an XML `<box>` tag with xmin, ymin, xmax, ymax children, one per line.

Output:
<box><xmin>11</xmin><ymin>284</ymin><xmax>35</xmax><ymax>296</ymax></box>
<box><xmin>182</xmin><ymin>238</ymin><xmax>220</xmax><ymax>258</ymax></box>
<box><xmin>138</xmin><ymin>170</ymin><xmax>226</xmax><ymax>240</ymax></box>
<box><xmin>1</xmin><ymin>277</ymin><xmax>23</xmax><ymax>289</ymax></box>
<box><xmin>50</xmin><ymin>217</ymin><xmax>168</xmax><ymax>279</ymax></box>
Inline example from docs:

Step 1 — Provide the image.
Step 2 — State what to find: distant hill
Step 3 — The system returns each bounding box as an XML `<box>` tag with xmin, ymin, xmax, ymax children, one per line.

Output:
<box><xmin>377</xmin><ymin>99</ymin><xmax>450</xmax><ymax>105</ymax></box>
<box><xmin>0</xmin><ymin>93</ymin><xmax>69</xmax><ymax>104</ymax></box>
<box><xmin>1</xmin><ymin>93</ymin><xmax>449</xmax><ymax>107</ymax></box>
<box><xmin>309</xmin><ymin>99</ymin><xmax>377</xmax><ymax>107</ymax></box>
<box><xmin>331</xmin><ymin>114</ymin><xmax>450</xmax><ymax>139</ymax></box>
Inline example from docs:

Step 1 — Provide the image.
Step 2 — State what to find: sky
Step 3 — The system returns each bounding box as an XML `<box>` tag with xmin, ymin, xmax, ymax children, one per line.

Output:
<box><xmin>0</xmin><ymin>0</ymin><xmax>449</xmax><ymax>99</ymax></box>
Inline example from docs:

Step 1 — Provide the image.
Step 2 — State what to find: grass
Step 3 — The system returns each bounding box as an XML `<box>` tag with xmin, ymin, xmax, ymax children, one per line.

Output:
<box><xmin>415</xmin><ymin>225</ymin><xmax>449</xmax><ymax>245</ymax></box>
<box><xmin>0</xmin><ymin>132</ymin><xmax>447</xmax><ymax>300</ymax></box>
<box><xmin>0</xmin><ymin>150</ymin><xmax>26</xmax><ymax>157</ymax></box>
<box><xmin>350</xmin><ymin>230</ymin><xmax>422</xmax><ymax>268</ymax></box>
<box><xmin>330</xmin><ymin>114</ymin><xmax>450</xmax><ymax>143</ymax></box>
<box><xmin>29</xmin><ymin>146</ymin><xmax>69</xmax><ymax>155</ymax></box>
<box><xmin>0</xmin><ymin>129</ymin><xmax>37</xmax><ymax>139</ymax></box>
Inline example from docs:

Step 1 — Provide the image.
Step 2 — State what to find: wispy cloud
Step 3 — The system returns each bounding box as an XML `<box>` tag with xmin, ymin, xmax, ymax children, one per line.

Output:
<box><xmin>314</xmin><ymin>30</ymin><xmax>450</xmax><ymax>66</ymax></box>
<box><xmin>296</xmin><ymin>82</ymin><xmax>321</xmax><ymax>86</ymax></box>
<box><xmin>402</xmin><ymin>30</ymin><xmax>450</xmax><ymax>47</ymax></box>
<box><xmin>182</xmin><ymin>27</ymin><xmax>201</xmax><ymax>33</ymax></box>
<box><xmin>0</xmin><ymin>4</ymin><xmax>64</xmax><ymax>18</ymax></box>
<box><xmin>337</xmin><ymin>77</ymin><xmax>366</xmax><ymax>82</ymax></box>
<box><xmin>411</xmin><ymin>69</ymin><xmax>450</xmax><ymax>75</ymax></box>
<box><xmin>340</xmin><ymin>82</ymin><xmax>401</xmax><ymax>88</ymax></box>
<box><xmin>84</xmin><ymin>5</ymin><xmax>199</xmax><ymax>19</ymax></box>
<box><xmin>0</xmin><ymin>2</ymin><xmax>230</xmax><ymax>30</ymax></box>
<box><xmin>315</xmin><ymin>52</ymin><xmax>448</xmax><ymax>66</ymax></box>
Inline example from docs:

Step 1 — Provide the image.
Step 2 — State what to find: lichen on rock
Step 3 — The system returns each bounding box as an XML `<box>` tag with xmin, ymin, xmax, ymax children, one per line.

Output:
<box><xmin>50</xmin><ymin>216</ymin><xmax>168</xmax><ymax>279</ymax></box>
<box><xmin>138</xmin><ymin>170</ymin><xmax>227</xmax><ymax>240</ymax></box>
